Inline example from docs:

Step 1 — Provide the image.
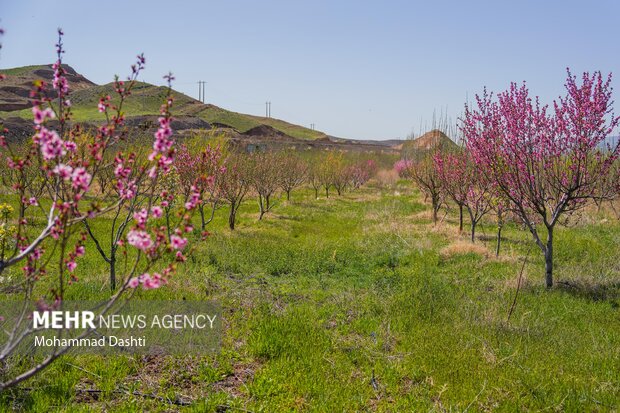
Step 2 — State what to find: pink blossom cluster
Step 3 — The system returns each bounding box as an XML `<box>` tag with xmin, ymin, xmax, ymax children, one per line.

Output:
<box><xmin>126</xmin><ymin>229</ymin><xmax>153</xmax><ymax>251</ymax></box>
<box><xmin>393</xmin><ymin>159</ymin><xmax>413</xmax><ymax>177</ymax></box>
<box><xmin>128</xmin><ymin>272</ymin><xmax>166</xmax><ymax>290</ymax></box>
<box><xmin>347</xmin><ymin>159</ymin><xmax>378</xmax><ymax>188</ymax></box>
<box><xmin>114</xmin><ymin>154</ymin><xmax>138</xmax><ymax>199</ymax></box>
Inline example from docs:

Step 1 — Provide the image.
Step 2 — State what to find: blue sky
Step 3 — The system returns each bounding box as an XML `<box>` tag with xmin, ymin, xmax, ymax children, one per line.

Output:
<box><xmin>1</xmin><ymin>0</ymin><xmax>619</xmax><ymax>140</ymax></box>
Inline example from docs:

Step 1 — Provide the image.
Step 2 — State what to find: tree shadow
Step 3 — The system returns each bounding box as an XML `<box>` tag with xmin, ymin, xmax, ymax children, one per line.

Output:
<box><xmin>555</xmin><ymin>278</ymin><xmax>620</xmax><ymax>303</ymax></box>
<box><xmin>477</xmin><ymin>234</ymin><xmax>529</xmax><ymax>246</ymax></box>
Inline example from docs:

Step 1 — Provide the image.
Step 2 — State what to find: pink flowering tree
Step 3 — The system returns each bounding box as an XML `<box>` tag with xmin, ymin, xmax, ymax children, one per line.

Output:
<box><xmin>348</xmin><ymin>159</ymin><xmax>378</xmax><ymax>189</ymax></box>
<box><xmin>0</xmin><ymin>30</ymin><xmax>200</xmax><ymax>389</ymax></box>
<box><xmin>393</xmin><ymin>159</ymin><xmax>413</xmax><ymax>178</ymax></box>
<box><xmin>463</xmin><ymin>70</ymin><xmax>620</xmax><ymax>287</ymax></box>
<box><xmin>433</xmin><ymin>150</ymin><xmax>468</xmax><ymax>232</ymax></box>
<box><xmin>434</xmin><ymin>150</ymin><xmax>492</xmax><ymax>241</ymax></box>
<box><xmin>82</xmin><ymin>50</ymin><xmax>192</xmax><ymax>291</ymax></box>
<box><xmin>175</xmin><ymin>144</ymin><xmax>225</xmax><ymax>231</ymax></box>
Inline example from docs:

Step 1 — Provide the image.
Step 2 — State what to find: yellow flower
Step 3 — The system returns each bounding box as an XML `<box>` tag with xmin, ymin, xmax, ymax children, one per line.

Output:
<box><xmin>0</xmin><ymin>203</ymin><xmax>14</xmax><ymax>218</ymax></box>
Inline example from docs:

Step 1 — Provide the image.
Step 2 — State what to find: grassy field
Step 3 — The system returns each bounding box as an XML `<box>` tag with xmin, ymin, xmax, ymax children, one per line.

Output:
<box><xmin>1</xmin><ymin>179</ymin><xmax>620</xmax><ymax>411</ymax></box>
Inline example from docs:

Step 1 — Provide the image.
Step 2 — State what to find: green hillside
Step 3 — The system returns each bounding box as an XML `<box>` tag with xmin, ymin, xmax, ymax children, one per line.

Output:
<box><xmin>0</xmin><ymin>65</ymin><xmax>326</xmax><ymax>141</ymax></box>
<box><xmin>1</xmin><ymin>64</ymin><xmax>50</xmax><ymax>76</ymax></box>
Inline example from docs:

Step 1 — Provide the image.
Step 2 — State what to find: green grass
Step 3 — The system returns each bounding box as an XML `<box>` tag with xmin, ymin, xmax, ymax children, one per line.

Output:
<box><xmin>0</xmin><ymin>65</ymin><xmax>50</xmax><ymax>76</ymax></box>
<box><xmin>0</xmin><ymin>181</ymin><xmax>619</xmax><ymax>411</ymax></box>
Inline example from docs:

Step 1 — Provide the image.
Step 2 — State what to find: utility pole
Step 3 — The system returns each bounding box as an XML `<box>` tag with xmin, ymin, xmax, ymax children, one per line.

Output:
<box><xmin>268</xmin><ymin>101</ymin><xmax>271</xmax><ymax>118</ymax></box>
<box><xmin>198</xmin><ymin>81</ymin><xmax>206</xmax><ymax>103</ymax></box>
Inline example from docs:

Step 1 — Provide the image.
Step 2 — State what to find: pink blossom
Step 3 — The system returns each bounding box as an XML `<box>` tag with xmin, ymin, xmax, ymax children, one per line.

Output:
<box><xmin>36</xmin><ymin>128</ymin><xmax>66</xmax><ymax>160</ymax></box>
<box><xmin>64</xmin><ymin>141</ymin><xmax>77</xmax><ymax>152</ymax></box>
<box><xmin>71</xmin><ymin>167</ymin><xmax>91</xmax><ymax>192</ymax></box>
<box><xmin>142</xmin><ymin>272</ymin><xmax>163</xmax><ymax>289</ymax></box>
<box><xmin>394</xmin><ymin>159</ymin><xmax>413</xmax><ymax>177</ymax></box>
<box><xmin>136</xmin><ymin>272</ymin><xmax>164</xmax><ymax>290</ymax></box>
<box><xmin>53</xmin><ymin>164</ymin><xmax>73</xmax><ymax>179</ymax></box>
<box><xmin>128</xmin><ymin>277</ymin><xmax>140</xmax><ymax>288</ymax></box>
<box><xmin>149</xmin><ymin>116</ymin><xmax>175</xmax><ymax>164</ymax></box>
<box><xmin>170</xmin><ymin>235</ymin><xmax>187</xmax><ymax>250</ymax></box>
<box><xmin>151</xmin><ymin>206</ymin><xmax>163</xmax><ymax>218</ymax></box>
<box><xmin>32</xmin><ymin>106</ymin><xmax>55</xmax><ymax>125</ymax></box>
<box><xmin>184</xmin><ymin>186</ymin><xmax>200</xmax><ymax>210</ymax></box>
<box><xmin>32</xmin><ymin>248</ymin><xmax>44</xmax><ymax>260</ymax></box>
<box><xmin>133</xmin><ymin>208</ymin><xmax>148</xmax><ymax>228</ymax></box>
<box><xmin>126</xmin><ymin>229</ymin><xmax>153</xmax><ymax>251</ymax></box>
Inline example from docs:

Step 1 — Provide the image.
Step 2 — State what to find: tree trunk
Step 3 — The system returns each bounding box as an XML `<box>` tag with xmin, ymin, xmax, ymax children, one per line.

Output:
<box><xmin>258</xmin><ymin>195</ymin><xmax>265</xmax><ymax>220</ymax></box>
<box><xmin>110</xmin><ymin>252</ymin><xmax>116</xmax><ymax>291</ymax></box>
<box><xmin>165</xmin><ymin>210</ymin><xmax>171</xmax><ymax>239</ymax></box>
<box><xmin>229</xmin><ymin>203</ymin><xmax>237</xmax><ymax>230</ymax></box>
<box><xmin>325</xmin><ymin>187</ymin><xmax>329</xmax><ymax>198</ymax></box>
<box><xmin>467</xmin><ymin>208</ymin><xmax>476</xmax><ymax>243</ymax></box>
<box><xmin>199</xmin><ymin>205</ymin><xmax>206</xmax><ymax>230</ymax></box>
<box><xmin>459</xmin><ymin>204</ymin><xmax>463</xmax><ymax>233</ymax></box>
<box><xmin>496</xmin><ymin>225</ymin><xmax>502</xmax><ymax>257</ymax></box>
<box><xmin>314</xmin><ymin>187</ymin><xmax>318</xmax><ymax>199</ymax></box>
<box><xmin>286</xmin><ymin>190</ymin><xmax>291</xmax><ymax>201</ymax></box>
<box><xmin>545</xmin><ymin>227</ymin><xmax>554</xmax><ymax>288</ymax></box>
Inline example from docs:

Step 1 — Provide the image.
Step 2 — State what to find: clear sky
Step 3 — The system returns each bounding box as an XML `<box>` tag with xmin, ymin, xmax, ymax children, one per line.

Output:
<box><xmin>1</xmin><ymin>0</ymin><xmax>619</xmax><ymax>140</ymax></box>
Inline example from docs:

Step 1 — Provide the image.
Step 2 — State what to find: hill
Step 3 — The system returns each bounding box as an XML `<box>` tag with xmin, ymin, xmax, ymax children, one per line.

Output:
<box><xmin>0</xmin><ymin>64</ymin><xmax>326</xmax><ymax>141</ymax></box>
<box><xmin>0</xmin><ymin>64</ymin><xmax>95</xmax><ymax>111</ymax></box>
<box><xmin>400</xmin><ymin>129</ymin><xmax>458</xmax><ymax>153</ymax></box>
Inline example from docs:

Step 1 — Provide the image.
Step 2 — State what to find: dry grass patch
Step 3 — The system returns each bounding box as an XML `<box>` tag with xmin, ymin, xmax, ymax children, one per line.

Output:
<box><xmin>373</xmin><ymin>169</ymin><xmax>399</xmax><ymax>188</ymax></box>
<box><xmin>440</xmin><ymin>241</ymin><xmax>491</xmax><ymax>259</ymax></box>
<box><xmin>410</xmin><ymin>209</ymin><xmax>433</xmax><ymax>221</ymax></box>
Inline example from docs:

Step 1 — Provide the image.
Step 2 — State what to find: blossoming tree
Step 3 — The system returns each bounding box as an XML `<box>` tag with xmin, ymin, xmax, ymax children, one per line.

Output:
<box><xmin>175</xmin><ymin>144</ymin><xmax>225</xmax><ymax>231</ymax></box>
<box><xmin>0</xmin><ymin>30</ymin><xmax>200</xmax><ymax>389</ymax></box>
<box><xmin>463</xmin><ymin>70</ymin><xmax>620</xmax><ymax>287</ymax></box>
<box><xmin>434</xmin><ymin>150</ymin><xmax>492</xmax><ymax>241</ymax></box>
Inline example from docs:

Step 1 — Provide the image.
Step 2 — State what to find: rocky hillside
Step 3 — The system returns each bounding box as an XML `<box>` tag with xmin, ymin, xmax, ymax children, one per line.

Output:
<box><xmin>0</xmin><ymin>64</ymin><xmax>95</xmax><ymax>111</ymax></box>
